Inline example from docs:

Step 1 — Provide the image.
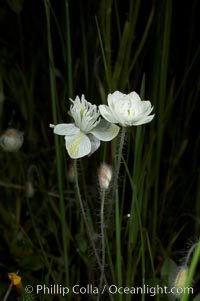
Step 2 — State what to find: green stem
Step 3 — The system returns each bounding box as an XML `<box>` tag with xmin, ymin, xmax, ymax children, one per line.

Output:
<box><xmin>180</xmin><ymin>241</ymin><xmax>200</xmax><ymax>301</ymax></box>
<box><xmin>114</xmin><ymin>127</ymin><xmax>127</xmax><ymax>189</ymax></box>
<box><xmin>134</xmin><ymin>184</ymin><xmax>145</xmax><ymax>301</ymax></box>
<box><xmin>98</xmin><ymin>189</ymin><xmax>106</xmax><ymax>301</ymax></box>
<box><xmin>64</xmin><ymin>0</ymin><xmax>73</xmax><ymax>96</ymax></box>
<box><xmin>113</xmin><ymin>127</ymin><xmax>126</xmax><ymax>301</ymax></box>
<box><xmin>152</xmin><ymin>0</ymin><xmax>172</xmax><ymax>250</ymax></box>
<box><xmin>95</xmin><ymin>16</ymin><xmax>112</xmax><ymax>91</ymax></box>
<box><xmin>115</xmin><ymin>189</ymin><xmax>122</xmax><ymax>301</ymax></box>
<box><xmin>107</xmin><ymin>127</ymin><xmax>126</xmax><ymax>224</ymax></box>
<box><xmin>44</xmin><ymin>0</ymin><xmax>69</xmax><ymax>285</ymax></box>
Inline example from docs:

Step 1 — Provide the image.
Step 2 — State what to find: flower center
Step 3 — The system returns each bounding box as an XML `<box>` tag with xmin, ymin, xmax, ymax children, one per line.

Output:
<box><xmin>69</xmin><ymin>96</ymin><xmax>101</xmax><ymax>133</ymax></box>
<box><xmin>116</xmin><ymin>99</ymin><xmax>134</xmax><ymax>118</ymax></box>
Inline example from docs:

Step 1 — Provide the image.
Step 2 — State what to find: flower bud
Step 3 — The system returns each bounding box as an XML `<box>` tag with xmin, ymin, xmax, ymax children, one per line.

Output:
<box><xmin>98</xmin><ymin>163</ymin><xmax>112</xmax><ymax>190</ymax></box>
<box><xmin>25</xmin><ymin>181</ymin><xmax>35</xmax><ymax>198</ymax></box>
<box><xmin>67</xmin><ymin>164</ymin><xmax>75</xmax><ymax>183</ymax></box>
<box><xmin>173</xmin><ymin>266</ymin><xmax>189</xmax><ymax>298</ymax></box>
<box><xmin>0</xmin><ymin>128</ymin><xmax>24</xmax><ymax>152</ymax></box>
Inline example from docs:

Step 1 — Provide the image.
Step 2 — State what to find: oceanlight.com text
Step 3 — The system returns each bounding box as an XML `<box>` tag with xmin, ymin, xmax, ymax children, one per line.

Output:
<box><xmin>107</xmin><ymin>284</ymin><xmax>193</xmax><ymax>296</ymax></box>
<box><xmin>24</xmin><ymin>283</ymin><xmax>194</xmax><ymax>297</ymax></box>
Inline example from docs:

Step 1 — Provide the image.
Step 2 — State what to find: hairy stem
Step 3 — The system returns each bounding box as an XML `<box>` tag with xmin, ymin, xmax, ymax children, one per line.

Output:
<box><xmin>73</xmin><ymin>160</ymin><xmax>113</xmax><ymax>301</ymax></box>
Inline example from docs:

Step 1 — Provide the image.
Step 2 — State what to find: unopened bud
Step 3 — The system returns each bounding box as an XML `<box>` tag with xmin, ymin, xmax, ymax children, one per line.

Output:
<box><xmin>25</xmin><ymin>181</ymin><xmax>35</xmax><ymax>198</ymax></box>
<box><xmin>67</xmin><ymin>164</ymin><xmax>75</xmax><ymax>183</ymax></box>
<box><xmin>98</xmin><ymin>163</ymin><xmax>112</xmax><ymax>190</ymax></box>
<box><xmin>173</xmin><ymin>266</ymin><xmax>189</xmax><ymax>298</ymax></box>
<box><xmin>0</xmin><ymin>128</ymin><xmax>23</xmax><ymax>152</ymax></box>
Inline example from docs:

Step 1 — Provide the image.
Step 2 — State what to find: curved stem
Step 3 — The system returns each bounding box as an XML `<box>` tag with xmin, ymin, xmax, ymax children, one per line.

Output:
<box><xmin>73</xmin><ymin>160</ymin><xmax>113</xmax><ymax>301</ymax></box>
<box><xmin>185</xmin><ymin>243</ymin><xmax>198</xmax><ymax>266</ymax></box>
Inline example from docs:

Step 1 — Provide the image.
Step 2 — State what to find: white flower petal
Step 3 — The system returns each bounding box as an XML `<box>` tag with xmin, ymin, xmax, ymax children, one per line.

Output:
<box><xmin>88</xmin><ymin>134</ymin><xmax>101</xmax><ymax>155</ymax></box>
<box><xmin>53</xmin><ymin>123</ymin><xmax>80</xmax><ymax>136</ymax></box>
<box><xmin>65</xmin><ymin>132</ymin><xmax>91</xmax><ymax>159</ymax></box>
<box><xmin>99</xmin><ymin>105</ymin><xmax>119</xmax><ymax>124</ymax></box>
<box><xmin>128</xmin><ymin>92</ymin><xmax>141</xmax><ymax>103</ymax></box>
<box><xmin>69</xmin><ymin>95</ymin><xmax>101</xmax><ymax>133</ymax></box>
<box><xmin>90</xmin><ymin>119</ymin><xmax>120</xmax><ymax>141</ymax></box>
<box><xmin>107</xmin><ymin>91</ymin><xmax>122</xmax><ymax>106</ymax></box>
<box><xmin>141</xmin><ymin>101</ymin><xmax>154</xmax><ymax>115</ymax></box>
<box><xmin>131</xmin><ymin>114</ymin><xmax>155</xmax><ymax>125</ymax></box>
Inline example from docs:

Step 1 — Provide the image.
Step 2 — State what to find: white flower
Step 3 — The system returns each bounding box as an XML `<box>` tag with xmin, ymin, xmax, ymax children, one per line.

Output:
<box><xmin>50</xmin><ymin>95</ymin><xmax>120</xmax><ymax>159</ymax></box>
<box><xmin>99</xmin><ymin>91</ymin><xmax>155</xmax><ymax>127</ymax></box>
